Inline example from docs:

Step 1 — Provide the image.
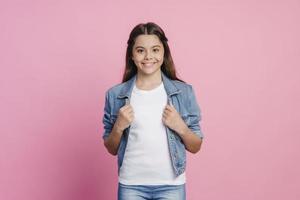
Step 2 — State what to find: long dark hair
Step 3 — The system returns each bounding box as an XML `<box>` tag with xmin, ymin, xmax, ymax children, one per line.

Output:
<box><xmin>122</xmin><ymin>22</ymin><xmax>185</xmax><ymax>83</ymax></box>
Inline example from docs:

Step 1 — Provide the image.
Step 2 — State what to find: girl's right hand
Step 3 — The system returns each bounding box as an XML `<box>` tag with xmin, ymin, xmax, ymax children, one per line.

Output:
<box><xmin>114</xmin><ymin>104</ymin><xmax>134</xmax><ymax>132</ymax></box>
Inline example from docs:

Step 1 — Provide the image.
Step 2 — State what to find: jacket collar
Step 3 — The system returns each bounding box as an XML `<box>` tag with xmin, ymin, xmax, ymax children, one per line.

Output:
<box><xmin>117</xmin><ymin>71</ymin><xmax>181</xmax><ymax>99</ymax></box>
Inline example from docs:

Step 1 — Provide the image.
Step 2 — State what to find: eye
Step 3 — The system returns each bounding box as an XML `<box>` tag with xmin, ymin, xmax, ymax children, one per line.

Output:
<box><xmin>137</xmin><ymin>49</ymin><xmax>144</xmax><ymax>53</ymax></box>
<box><xmin>153</xmin><ymin>48</ymin><xmax>160</xmax><ymax>52</ymax></box>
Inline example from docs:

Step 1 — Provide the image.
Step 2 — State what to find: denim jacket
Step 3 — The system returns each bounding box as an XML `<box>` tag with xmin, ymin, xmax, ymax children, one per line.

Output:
<box><xmin>102</xmin><ymin>71</ymin><xmax>204</xmax><ymax>176</ymax></box>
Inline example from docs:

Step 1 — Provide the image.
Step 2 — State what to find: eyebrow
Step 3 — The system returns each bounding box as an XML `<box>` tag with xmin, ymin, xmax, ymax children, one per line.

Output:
<box><xmin>135</xmin><ymin>45</ymin><xmax>161</xmax><ymax>49</ymax></box>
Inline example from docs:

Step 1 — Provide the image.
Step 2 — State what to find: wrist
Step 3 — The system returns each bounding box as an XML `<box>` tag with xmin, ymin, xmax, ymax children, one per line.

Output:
<box><xmin>177</xmin><ymin>124</ymin><xmax>189</xmax><ymax>137</ymax></box>
<box><xmin>113</xmin><ymin>123</ymin><xmax>124</xmax><ymax>134</ymax></box>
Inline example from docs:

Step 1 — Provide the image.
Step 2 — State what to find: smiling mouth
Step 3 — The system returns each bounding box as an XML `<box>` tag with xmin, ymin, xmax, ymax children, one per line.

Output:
<box><xmin>142</xmin><ymin>62</ymin><xmax>157</xmax><ymax>67</ymax></box>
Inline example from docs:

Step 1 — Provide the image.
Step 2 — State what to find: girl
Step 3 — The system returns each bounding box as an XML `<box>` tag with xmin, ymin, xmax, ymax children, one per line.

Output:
<box><xmin>102</xmin><ymin>22</ymin><xmax>204</xmax><ymax>200</ymax></box>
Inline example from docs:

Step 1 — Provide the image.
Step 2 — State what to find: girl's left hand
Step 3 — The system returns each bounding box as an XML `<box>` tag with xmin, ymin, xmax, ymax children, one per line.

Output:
<box><xmin>162</xmin><ymin>104</ymin><xmax>188</xmax><ymax>136</ymax></box>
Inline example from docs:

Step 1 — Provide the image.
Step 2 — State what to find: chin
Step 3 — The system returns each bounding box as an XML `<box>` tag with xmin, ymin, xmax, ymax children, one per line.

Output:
<box><xmin>139</xmin><ymin>68</ymin><xmax>161</xmax><ymax>75</ymax></box>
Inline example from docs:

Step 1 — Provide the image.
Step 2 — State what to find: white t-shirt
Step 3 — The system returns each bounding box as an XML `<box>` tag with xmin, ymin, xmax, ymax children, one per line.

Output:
<box><xmin>118</xmin><ymin>81</ymin><xmax>186</xmax><ymax>185</ymax></box>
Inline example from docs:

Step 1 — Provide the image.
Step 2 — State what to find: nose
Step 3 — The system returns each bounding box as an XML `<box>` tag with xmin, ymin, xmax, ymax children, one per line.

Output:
<box><xmin>144</xmin><ymin>50</ymin><xmax>153</xmax><ymax>60</ymax></box>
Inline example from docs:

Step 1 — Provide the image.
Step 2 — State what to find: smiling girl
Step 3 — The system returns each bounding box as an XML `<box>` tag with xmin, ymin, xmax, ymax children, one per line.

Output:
<box><xmin>102</xmin><ymin>22</ymin><xmax>204</xmax><ymax>200</ymax></box>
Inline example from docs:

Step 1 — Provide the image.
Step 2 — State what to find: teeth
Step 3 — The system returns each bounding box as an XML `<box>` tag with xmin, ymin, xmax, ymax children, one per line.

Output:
<box><xmin>143</xmin><ymin>62</ymin><xmax>155</xmax><ymax>67</ymax></box>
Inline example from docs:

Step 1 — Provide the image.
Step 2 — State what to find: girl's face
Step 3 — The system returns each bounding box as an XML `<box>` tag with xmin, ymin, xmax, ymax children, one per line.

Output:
<box><xmin>131</xmin><ymin>34</ymin><xmax>164</xmax><ymax>76</ymax></box>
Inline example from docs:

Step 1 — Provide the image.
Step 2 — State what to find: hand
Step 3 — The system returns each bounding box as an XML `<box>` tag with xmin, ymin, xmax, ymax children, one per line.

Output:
<box><xmin>162</xmin><ymin>104</ymin><xmax>188</xmax><ymax>136</ymax></box>
<box><xmin>114</xmin><ymin>103</ymin><xmax>134</xmax><ymax>132</ymax></box>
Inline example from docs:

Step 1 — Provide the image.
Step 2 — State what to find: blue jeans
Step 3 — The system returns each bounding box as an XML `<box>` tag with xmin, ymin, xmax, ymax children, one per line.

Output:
<box><xmin>118</xmin><ymin>182</ymin><xmax>186</xmax><ymax>200</ymax></box>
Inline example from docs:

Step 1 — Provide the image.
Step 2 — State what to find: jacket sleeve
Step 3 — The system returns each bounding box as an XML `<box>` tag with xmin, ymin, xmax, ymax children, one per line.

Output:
<box><xmin>187</xmin><ymin>85</ymin><xmax>204</xmax><ymax>139</ymax></box>
<box><xmin>102</xmin><ymin>90</ymin><xmax>113</xmax><ymax>140</ymax></box>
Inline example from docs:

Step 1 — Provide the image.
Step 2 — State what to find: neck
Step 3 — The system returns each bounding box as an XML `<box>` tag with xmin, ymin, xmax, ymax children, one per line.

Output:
<box><xmin>136</xmin><ymin>70</ymin><xmax>162</xmax><ymax>90</ymax></box>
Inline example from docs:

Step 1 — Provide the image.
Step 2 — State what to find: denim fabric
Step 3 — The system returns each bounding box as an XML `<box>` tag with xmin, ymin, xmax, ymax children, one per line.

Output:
<box><xmin>118</xmin><ymin>183</ymin><xmax>186</xmax><ymax>200</ymax></box>
<box><xmin>102</xmin><ymin>71</ymin><xmax>204</xmax><ymax>176</ymax></box>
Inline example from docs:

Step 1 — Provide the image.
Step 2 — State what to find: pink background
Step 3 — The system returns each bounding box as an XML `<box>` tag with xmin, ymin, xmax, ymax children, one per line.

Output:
<box><xmin>1</xmin><ymin>0</ymin><xmax>299</xmax><ymax>199</ymax></box>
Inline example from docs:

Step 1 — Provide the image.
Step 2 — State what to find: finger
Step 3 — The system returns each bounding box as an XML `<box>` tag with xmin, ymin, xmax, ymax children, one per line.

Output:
<box><xmin>165</xmin><ymin>104</ymin><xmax>174</xmax><ymax>111</ymax></box>
<box><xmin>123</xmin><ymin>105</ymin><xmax>133</xmax><ymax>112</ymax></box>
<box><xmin>129</xmin><ymin>114</ymin><xmax>134</xmax><ymax>120</ymax></box>
<box><xmin>128</xmin><ymin>109</ymin><xmax>134</xmax><ymax>115</ymax></box>
<box><xmin>120</xmin><ymin>104</ymin><xmax>129</xmax><ymax>111</ymax></box>
<box><xmin>162</xmin><ymin>111</ymin><xmax>171</xmax><ymax>118</ymax></box>
<box><xmin>162</xmin><ymin>112</ymin><xmax>167</xmax><ymax>118</ymax></box>
<box><xmin>164</xmin><ymin>106</ymin><xmax>172</xmax><ymax>113</ymax></box>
